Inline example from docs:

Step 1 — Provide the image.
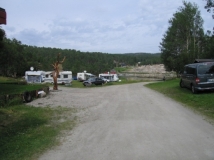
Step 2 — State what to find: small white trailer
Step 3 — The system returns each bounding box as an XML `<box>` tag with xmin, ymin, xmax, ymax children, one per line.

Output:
<box><xmin>99</xmin><ymin>72</ymin><xmax>119</xmax><ymax>82</ymax></box>
<box><xmin>77</xmin><ymin>71</ymin><xmax>95</xmax><ymax>81</ymax></box>
<box><xmin>25</xmin><ymin>70</ymin><xmax>46</xmax><ymax>83</ymax></box>
<box><xmin>44</xmin><ymin>71</ymin><xmax>72</xmax><ymax>84</ymax></box>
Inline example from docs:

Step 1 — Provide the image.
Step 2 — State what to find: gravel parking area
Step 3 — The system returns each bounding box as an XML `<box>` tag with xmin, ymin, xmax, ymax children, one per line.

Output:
<box><xmin>27</xmin><ymin>83</ymin><xmax>214</xmax><ymax>160</ymax></box>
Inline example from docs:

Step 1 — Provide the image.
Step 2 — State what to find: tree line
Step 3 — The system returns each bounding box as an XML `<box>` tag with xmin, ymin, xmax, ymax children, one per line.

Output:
<box><xmin>160</xmin><ymin>1</ymin><xmax>214</xmax><ymax>74</ymax></box>
<box><xmin>0</xmin><ymin>28</ymin><xmax>161</xmax><ymax>77</ymax></box>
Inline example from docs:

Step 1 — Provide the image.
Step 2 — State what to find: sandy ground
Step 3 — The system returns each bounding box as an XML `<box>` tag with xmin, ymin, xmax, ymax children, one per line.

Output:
<box><xmin>27</xmin><ymin>83</ymin><xmax>214</xmax><ymax>160</ymax></box>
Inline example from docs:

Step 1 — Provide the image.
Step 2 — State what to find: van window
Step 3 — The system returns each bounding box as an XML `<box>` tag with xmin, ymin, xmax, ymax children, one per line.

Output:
<box><xmin>198</xmin><ymin>63</ymin><xmax>214</xmax><ymax>74</ymax></box>
<box><xmin>63</xmin><ymin>75</ymin><xmax>68</xmax><ymax>78</ymax></box>
<box><xmin>186</xmin><ymin>66</ymin><xmax>195</xmax><ymax>74</ymax></box>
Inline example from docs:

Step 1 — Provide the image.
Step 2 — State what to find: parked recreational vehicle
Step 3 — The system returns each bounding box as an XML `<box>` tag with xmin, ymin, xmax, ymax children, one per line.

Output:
<box><xmin>25</xmin><ymin>70</ymin><xmax>46</xmax><ymax>83</ymax></box>
<box><xmin>77</xmin><ymin>71</ymin><xmax>95</xmax><ymax>81</ymax></box>
<box><xmin>99</xmin><ymin>72</ymin><xmax>119</xmax><ymax>82</ymax></box>
<box><xmin>44</xmin><ymin>71</ymin><xmax>72</xmax><ymax>84</ymax></box>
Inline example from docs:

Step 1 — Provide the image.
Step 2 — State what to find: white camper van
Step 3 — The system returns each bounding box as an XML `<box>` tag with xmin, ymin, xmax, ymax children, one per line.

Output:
<box><xmin>25</xmin><ymin>70</ymin><xmax>46</xmax><ymax>83</ymax></box>
<box><xmin>77</xmin><ymin>71</ymin><xmax>95</xmax><ymax>82</ymax></box>
<box><xmin>44</xmin><ymin>71</ymin><xmax>72</xmax><ymax>84</ymax></box>
<box><xmin>99</xmin><ymin>72</ymin><xmax>119</xmax><ymax>82</ymax></box>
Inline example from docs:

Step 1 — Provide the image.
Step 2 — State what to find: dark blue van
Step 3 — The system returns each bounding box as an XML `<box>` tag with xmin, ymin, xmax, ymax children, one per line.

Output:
<box><xmin>180</xmin><ymin>62</ymin><xmax>214</xmax><ymax>93</ymax></box>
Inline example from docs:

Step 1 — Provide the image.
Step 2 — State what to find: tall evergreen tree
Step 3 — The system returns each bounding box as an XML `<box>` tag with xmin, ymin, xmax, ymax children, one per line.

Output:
<box><xmin>160</xmin><ymin>1</ymin><xmax>204</xmax><ymax>74</ymax></box>
<box><xmin>0</xmin><ymin>38</ymin><xmax>27</xmax><ymax>76</ymax></box>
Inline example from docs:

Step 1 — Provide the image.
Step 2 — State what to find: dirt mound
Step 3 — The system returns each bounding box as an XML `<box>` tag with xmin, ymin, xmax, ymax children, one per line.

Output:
<box><xmin>129</xmin><ymin>64</ymin><xmax>166</xmax><ymax>73</ymax></box>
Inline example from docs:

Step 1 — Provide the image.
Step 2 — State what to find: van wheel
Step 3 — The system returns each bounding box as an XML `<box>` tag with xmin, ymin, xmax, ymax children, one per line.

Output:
<box><xmin>180</xmin><ymin>80</ymin><xmax>184</xmax><ymax>88</ymax></box>
<box><xmin>191</xmin><ymin>85</ymin><xmax>197</xmax><ymax>94</ymax></box>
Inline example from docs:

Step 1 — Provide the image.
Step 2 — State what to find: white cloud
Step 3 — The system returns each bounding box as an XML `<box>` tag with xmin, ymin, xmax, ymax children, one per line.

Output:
<box><xmin>1</xmin><ymin>0</ymin><xmax>213</xmax><ymax>53</ymax></box>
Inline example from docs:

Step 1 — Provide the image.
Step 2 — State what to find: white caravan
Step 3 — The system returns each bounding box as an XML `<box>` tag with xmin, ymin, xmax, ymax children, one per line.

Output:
<box><xmin>77</xmin><ymin>71</ymin><xmax>95</xmax><ymax>81</ymax></box>
<box><xmin>25</xmin><ymin>70</ymin><xmax>46</xmax><ymax>83</ymax></box>
<box><xmin>99</xmin><ymin>72</ymin><xmax>119</xmax><ymax>82</ymax></box>
<box><xmin>44</xmin><ymin>71</ymin><xmax>72</xmax><ymax>84</ymax></box>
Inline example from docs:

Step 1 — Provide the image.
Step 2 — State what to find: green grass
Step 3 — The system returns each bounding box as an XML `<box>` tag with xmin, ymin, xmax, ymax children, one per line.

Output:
<box><xmin>0</xmin><ymin>76</ymin><xmax>23</xmax><ymax>83</ymax></box>
<box><xmin>0</xmin><ymin>83</ymin><xmax>49</xmax><ymax>95</ymax></box>
<box><xmin>0</xmin><ymin>76</ymin><xmax>49</xmax><ymax>95</ymax></box>
<box><xmin>114</xmin><ymin>67</ymin><xmax>130</xmax><ymax>72</ymax></box>
<box><xmin>70</xmin><ymin>80</ymin><xmax>85</xmax><ymax>88</ymax></box>
<box><xmin>145</xmin><ymin>79</ymin><xmax>214</xmax><ymax>121</ymax></box>
<box><xmin>0</xmin><ymin>105</ymin><xmax>76</xmax><ymax>160</ymax></box>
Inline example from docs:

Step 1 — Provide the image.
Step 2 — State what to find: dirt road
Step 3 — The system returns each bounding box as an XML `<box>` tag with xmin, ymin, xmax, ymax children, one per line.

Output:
<box><xmin>28</xmin><ymin>82</ymin><xmax>214</xmax><ymax>160</ymax></box>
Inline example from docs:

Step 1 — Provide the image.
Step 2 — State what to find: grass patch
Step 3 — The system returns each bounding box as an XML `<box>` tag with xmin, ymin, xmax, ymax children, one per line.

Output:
<box><xmin>0</xmin><ymin>77</ymin><xmax>23</xmax><ymax>83</ymax></box>
<box><xmin>0</xmin><ymin>83</ymin><xmax>49</xmax><ymax>95</ymax></box>
<box><xmin>0</xmin><ymin>76</ymin><xmax>49</xmax><ymax>95</ymax></box>
<box><xmin>145</xmin><ymin>78</ymin><xmax>214</xmax><ymax>121</ymax></box>
<box><xmin>70</xmin><ymin>80</ymin><xmax>85</xmax><ymax>88</ymax></box>
<box><xmin>114</xmin><ymin>67</ymin><xmax>130</xmax><ymax>72</ymax></box>
<box><xmin>0</xmin><ymin>105</ymin><xmax>76</xmax><ymax>160</ymax></box>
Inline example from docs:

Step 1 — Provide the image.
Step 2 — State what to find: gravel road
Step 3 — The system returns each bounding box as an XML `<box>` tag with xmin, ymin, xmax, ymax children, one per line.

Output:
<box><xmin>27</xmin><ymin>82</ymin><xmax>214</xmax><ymax>160</ymax></box>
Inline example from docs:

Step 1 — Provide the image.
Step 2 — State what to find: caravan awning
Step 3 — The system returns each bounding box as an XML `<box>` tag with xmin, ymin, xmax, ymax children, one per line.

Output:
<box><xmin>0</xmin><ymin>7</ymin><xmax>6</xmax><ymax>25</ymax></box>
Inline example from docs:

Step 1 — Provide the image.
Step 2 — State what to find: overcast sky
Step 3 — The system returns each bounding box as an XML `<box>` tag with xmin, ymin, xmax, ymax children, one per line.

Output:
<box><xmin>1</xmin><ymin>0</ymin><xmax>213</xmax><ymax>53</ymax></box>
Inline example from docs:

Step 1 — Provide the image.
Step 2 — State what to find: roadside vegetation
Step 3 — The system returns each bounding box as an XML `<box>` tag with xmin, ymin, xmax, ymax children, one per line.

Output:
<box><xmin>145</xmin><ymin>79</ymin><xmax>214</xmax><ymax>122</ymax></box>
<box><xmin>0</xmin><ymin>105</ymin><xmax>76</xmax><ymax>160</ymax></box>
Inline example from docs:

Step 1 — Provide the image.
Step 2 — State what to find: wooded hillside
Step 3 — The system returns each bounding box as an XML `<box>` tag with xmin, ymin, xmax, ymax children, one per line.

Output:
<box><xmin>22</xmin><ymin>45</ymin><xmax>161</xmax><ymax>76</ymax></box>
<box><xmin>0</xmin><ymin>28</ymin><xmax>161</xmax><ymax>77</ymax></box>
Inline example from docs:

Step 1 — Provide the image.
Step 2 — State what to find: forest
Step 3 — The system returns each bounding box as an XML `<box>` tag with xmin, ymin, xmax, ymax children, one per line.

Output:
<box><xmin>0</xmin><ymin>29</ymin><xmax>161</xmax><ymax>77</ymax></box>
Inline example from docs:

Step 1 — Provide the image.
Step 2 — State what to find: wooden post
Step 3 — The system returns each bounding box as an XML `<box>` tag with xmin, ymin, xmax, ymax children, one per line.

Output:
<box><xmin>52</xmin><ymin>53</ymin><xmax>66</xmax><ymax>90</ymax></box>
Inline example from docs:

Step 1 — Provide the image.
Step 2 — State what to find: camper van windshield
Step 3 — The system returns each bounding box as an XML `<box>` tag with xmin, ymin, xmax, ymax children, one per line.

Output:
<box><xmin>28</xmin><ymin>75</ymin><xmax>41</xmax><ymax>83</ymax></box>
<box><xmin>198</xmin><ymin>63</ymin><xmax>214</xmax><ymax>74</ymax></box>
